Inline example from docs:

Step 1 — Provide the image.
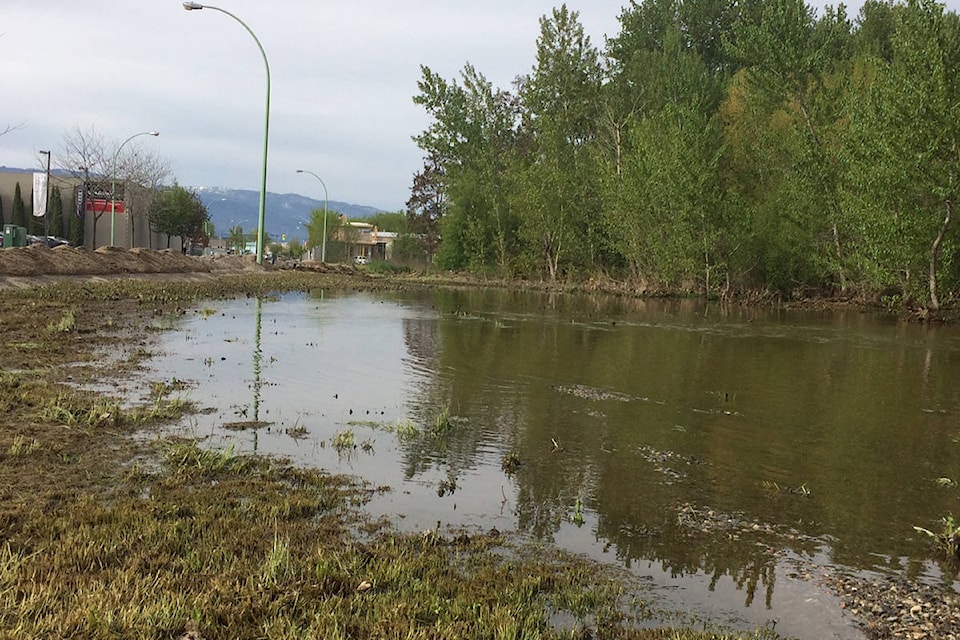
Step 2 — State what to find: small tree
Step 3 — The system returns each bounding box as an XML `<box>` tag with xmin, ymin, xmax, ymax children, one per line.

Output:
<box><xmin>227</xmin><ymin>226</ymin><xmax>246</xmax><ymax>254</ymax></box>
<box><xmin>69</xmin><ymin>207</ymin><xmax>84</xmax><ymax>246</ymax></box>
<box><xmin>11</xmin><ymin>182</ymin><xmax>25</xmax><ymax>227</ymax></box>
<box><xmin>49</xmin><ymin>187</ymin><xmax>64</xmax><ymax>238</ymax></box>
<box><xmin>148</xmin><ymin>183</ymin><xmax>209</xmax><ymax>252</ymax></box>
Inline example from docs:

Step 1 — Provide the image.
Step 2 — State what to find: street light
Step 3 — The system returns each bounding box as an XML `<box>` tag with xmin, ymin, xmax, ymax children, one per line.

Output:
<box><xmin>295</xmin><ymin>169</ymin><xmax>328</xmax><ymax>263</ymax></box>
<box><xmin>184</xmin><ymin>1</ymin><xmax>270</xmax><ymax>265</ymax></box>
<box><xmin>38</xmin><ymin>150</ymin><xmax>51</xmax><ymax>236</ymax></box>
<box><xmin>110</xmin><ymin>131</ymin><xmax>159</xmax><ymax>247</ymax></box>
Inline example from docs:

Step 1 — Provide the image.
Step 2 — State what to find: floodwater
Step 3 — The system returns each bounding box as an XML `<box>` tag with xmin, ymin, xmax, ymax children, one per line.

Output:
<box><xmin>141</xmin><ymin>287</ymin><xmax>960</xmax><ymax>639</ymax></box>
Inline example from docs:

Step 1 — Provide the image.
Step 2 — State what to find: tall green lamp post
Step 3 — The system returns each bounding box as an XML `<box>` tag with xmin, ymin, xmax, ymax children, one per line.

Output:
<box><xmin>295</xmin><ymin>169</ymin><xmax>328</xmax><ymax>263</ymax></box>
<box><xmin>183</xmin><ymin>1</ymin><xmax>270</xmax><ymax>265</ymax></box>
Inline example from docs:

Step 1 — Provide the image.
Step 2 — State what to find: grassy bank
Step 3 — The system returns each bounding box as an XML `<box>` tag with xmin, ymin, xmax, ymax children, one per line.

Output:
<box><xmin>0</xmin><ymin>272</ymin><xmax>784</xmax><ymax>639</ymax></box>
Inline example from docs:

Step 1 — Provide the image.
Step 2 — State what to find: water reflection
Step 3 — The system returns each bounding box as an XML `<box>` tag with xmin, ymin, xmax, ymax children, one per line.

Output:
<box><xmin>252</xmin><ymin>296</ymin><xmax>263</xmax><ymax>424</ymax></box>
<box><xmin>143</xmin><ymin>288</ymin><xmax>960</xmax><ymax>638</ymax></box>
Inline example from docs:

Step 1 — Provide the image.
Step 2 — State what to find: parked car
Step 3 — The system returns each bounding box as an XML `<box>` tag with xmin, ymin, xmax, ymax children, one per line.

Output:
<box><xmin>27</xmin><ymin>235</ymin><xmax>70</xmax><ymax>248</ymax></box>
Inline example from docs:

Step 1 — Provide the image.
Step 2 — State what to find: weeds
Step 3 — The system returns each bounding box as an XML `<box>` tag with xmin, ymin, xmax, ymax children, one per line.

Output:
<box><xmin>571</xmin><ymin>494</ymin><xmax>585</xmax><ymax>526</ymax></box>
<box><xmin>285</xmin><ymin>415</ymin><xmax>308</xmax><ymax>439</ymax></box>
<box><xmin>501</xmin><ymin>451</ymin><xmax>522</xmax><ymax>474</ymax></box>
<box><xmin>332</xmin><ymin>429</ymin><xmax>355</xmax><ymax>451</ymax></box>
<box><xmin>262</xmin><ymin>527</ymin><xmax>292</xmax><ymax>586</ymax></box>
<box><xmin>914</xmin><ymin>515</ymin><xmax>960</xmax><ymax>561</ymax></box>
<box><xmin>166</xmin><ymin>441</ymin><xmax>246</xmax><ymax>476</ymax></box>
<box><xmin>761</xmin><ymin>480</ymin><xmax>811</xmax><ymax>496</ymax></box>
<box><xmin>430</xmin><ymin>403</ymin><xmax>453</xmax><ymax>436</ymax></box>
<box><xmin>46</xmin><ymin>307</ymin><xmax>76</xmax><ymax>333</ymax></box>
<box><xmin>8</xmin><ymin>435</ymin><xmax>40</xmax><ymax>457</ymax></box>
<box><xmin>392</xmin><ymin>419</ymin><xmax>420</xmax><ymax>438</ymax></box>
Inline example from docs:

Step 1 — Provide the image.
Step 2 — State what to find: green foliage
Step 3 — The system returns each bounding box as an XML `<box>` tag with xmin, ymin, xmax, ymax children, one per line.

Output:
<box><xmin>68</xmin><ymin>207</ymin><xmax>84</xmax><ymax>246</ymax></box>
<box><xmin>365</xmin><ymin>211</ymin><xmax>407</xmax><ymax>233</ymax></box>
<box><xmin>227</xmin><ymin>225</ymin><xmax>246</xmax><ymax>254</ymax></box>
<box><xmin>914</xmin><ymin>514</ymin><xmax>960</xmax><ymax>561</ymax></box>
<box><xmin>305</xmin><ymin>208</ymin><xmax>341</xmax><ymax>253</ymax></box>
<box><xmin>11</xmin><ymin>182</ymin><xmax>25</xmax><ymax>228</ymax></box>
<box><xmin>148</xmin><ymin>183</ymin><xmax>209</xmax><ymax>251</ymax></box>
<box><xmin>410</xmin><ymin>0</ymin><xmax>960</xmax><ymax>305</ymax></box>
<box><xmin>843</xmin><ymin>0</ymin><xmax>960</xmax><ymax>309</ymax></box>
<box><xmin>48</xmin><ymin>186</ymin><xmax>63</xmax><ymax>238</ymax></box>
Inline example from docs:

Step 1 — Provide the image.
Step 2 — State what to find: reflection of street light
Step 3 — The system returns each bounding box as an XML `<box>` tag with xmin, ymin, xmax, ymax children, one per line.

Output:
<box><xmin>110</xmin><ymin>131</ymin><xmax>159</xmax><ymax>247</ymax></box>
<box><xmin>296</xmin><ymin>169</ymin><xmax>328</xmax><ymax>263</ymax></box>
<box><xmin>184</xmin><ymin>1</ymin><xmax>270</xmax><ymax>265</ymax></box>
<box><xmin>38</xmin><ymin>150</ymin><xmax>51</xmax><ymax>236</ymax></box>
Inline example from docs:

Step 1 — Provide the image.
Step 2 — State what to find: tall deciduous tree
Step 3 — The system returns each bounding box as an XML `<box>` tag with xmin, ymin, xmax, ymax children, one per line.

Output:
<box><xmin>515</xmin><ymin>5</ymin><xmax>603</xmax><ymax>280</ymax></box>
<box><xmin>844</xmin><ymin>0</ymin><xmax>960</xmax><ymax>310</ymax></box>
<box><xmin>725</xmin><ymin>0</ymin><xmax>855</xmax><ymax>292</ymax></box>
<box><xmin>414</xmin><ymin>63</ymin><xmax>520</xmax><ymax>273</ymax></box>
<box><xmin>148</xmin><ymin>183</ymin><xmax>209</xmax><ymax>252</ymax></box>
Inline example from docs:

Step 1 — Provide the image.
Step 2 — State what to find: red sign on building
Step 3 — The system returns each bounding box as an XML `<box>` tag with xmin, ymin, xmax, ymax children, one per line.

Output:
<box><xmin>85</xmin><ymin>199</ymin><xmax>125</xmax><ymax>214</ymax></box>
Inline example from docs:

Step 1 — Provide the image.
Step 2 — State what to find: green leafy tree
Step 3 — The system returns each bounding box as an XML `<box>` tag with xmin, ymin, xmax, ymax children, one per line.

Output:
<box><xmin>48</xmin><ymin>187</ymin><xmax>64</xmax><ymax>238</ymax></box>
<box><xmin>843</xmin><ymin>0</ymin><xmax>960</xmax><ymax>310</ymax></box>
<box><xmin>723</xmin><ymin>0</ymin><xmax>856</xmax><ymax>292</ymax></box>
<box><xmin>365</xmin><ymin>211</ymin><xmax>407</xmax><ymax>233</ymax></box>
<box><xmin>414</xmin><ymin>63</ymin><xmax>520</xmax><ymax>273</ymax></box>
<box><xmin>305</xmin><ymin>208</ymin><xmax>341</xmax><ymax>256</ymax></box>
<box><xmin>515</xmin><ymin>5</ymin><xmax>603</xmax><ymax>280</ymax></box>
<box><xmin>11</xmin><ymin>182</ymin><xmax>25</xmax><ymax>228</ymax></box>
<box><xmin>227</xmin><ymin>226</ymin><xmax>246</xmax><ymax>254</ymax></box>
<box><xmin>148</xmin><ymin>183</ymin><xmax>209</xmax><ymax>252</ymax></box>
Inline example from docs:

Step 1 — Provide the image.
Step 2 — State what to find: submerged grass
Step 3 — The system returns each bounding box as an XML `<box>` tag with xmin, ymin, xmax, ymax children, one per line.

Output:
<box><xmin>0</xmin><ymin>273</ymin><xmax>789</xmax><ymax>640</ymax></box>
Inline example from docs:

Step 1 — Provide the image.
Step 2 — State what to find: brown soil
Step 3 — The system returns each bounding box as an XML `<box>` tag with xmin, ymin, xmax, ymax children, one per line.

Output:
<box><xmin>0</xmin><ymin>244</ymin><xmax>263</xmax><ymax>280</ymax></box>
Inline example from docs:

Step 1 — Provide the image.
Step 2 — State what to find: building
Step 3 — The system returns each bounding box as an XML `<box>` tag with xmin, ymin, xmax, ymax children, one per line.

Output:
<box><xmin>0</xmin><ymin>167</ymin><xmax>182</xmax><ymax>251</ymax></box>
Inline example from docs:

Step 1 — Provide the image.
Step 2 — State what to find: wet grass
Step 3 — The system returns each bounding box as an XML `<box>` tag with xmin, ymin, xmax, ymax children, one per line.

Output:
<box><xmin>0</xmin><ymin>273</ymin><xmax>789</xmax><ymax>640</ymax></box>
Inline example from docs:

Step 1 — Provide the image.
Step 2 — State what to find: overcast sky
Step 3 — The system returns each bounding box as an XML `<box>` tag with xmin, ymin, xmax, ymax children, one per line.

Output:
<box><xmin>3</xmin><ymin>0</ymin><xmax>940</xmax><ymax>211</ymax></box>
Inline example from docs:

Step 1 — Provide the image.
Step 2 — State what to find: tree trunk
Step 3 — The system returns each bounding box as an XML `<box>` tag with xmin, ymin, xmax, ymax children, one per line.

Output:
<box><xmin>928</xmin><ymin>199</ymin><xmax>953</xmax><ymax>311</ymax></box>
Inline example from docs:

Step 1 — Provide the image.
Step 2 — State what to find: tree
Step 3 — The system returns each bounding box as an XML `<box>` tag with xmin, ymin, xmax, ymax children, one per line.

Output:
<box><xmin>148</xmin><ymin>183</ymin><xmax>209</xmax><ymax>252</ymax></box>
<box><xmin>406</xmin><ymin>155</ymin><xmax>446</xmax><ymax>262</ymax></box>
<box><xmin>57</xmin><ymin>126</ymin><xmax>171</xmax><ymax>248</ymax></box>
<box><xmin>228</xmin><ymin>226</ymin><xmax>247</xmax><ymax>254</ymax></box>
<box><xmin>843</xmin><ymin>0</ymin><xmax>960</xmax><ymax>310</ymax></box>
<box><xmin>12</xmin><ymin>183</ymin><xmax>25</xmax><ymax>228</ymax></box>
<box><xmin>407</xmin><ymin>155</ymin><xmax>448</xmax><ymax>261</ymax></box>
<box><xmin>49</xmin><ymin>187</ymin><xmax>64</xmax><ymax>238</ymax></box>
<box><xmin>305</xmin><ymin>208</ymin><xmax>341</xmax><ymax>254</ymax></box>
<box><xmin>722</xmin><ymin>0</ymin><xmax>856</xmax><ymax>292</ymax></box>
<box><xmin>515</xmin><ymin>5</ymin><xmax>603</xmax><ymax>280</ymax></box>
<box><xmin>68</xmin><ymin>203</ymin><xmax>84</xmax><ymax>246</ymax></box>
<box><xmin>413</xmin><ymin>63</ymin><xmax>521</xmax><ymax>273</ymax></box>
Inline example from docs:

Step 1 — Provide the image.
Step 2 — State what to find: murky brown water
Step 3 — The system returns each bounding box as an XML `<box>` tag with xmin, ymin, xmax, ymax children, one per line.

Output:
<box><xmin>142</xmin><ymin>288</ymin><xmax>960</xmax><ymax>639</ymax></box>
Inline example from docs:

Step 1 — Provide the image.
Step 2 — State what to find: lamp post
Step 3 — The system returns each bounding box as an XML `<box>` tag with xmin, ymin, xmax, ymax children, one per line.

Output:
<box><xmin>38</xmin><ymin>150</ymin><xmax>51</xmax><ymax>236</ymax></box>
<box><xmin>184</xmin><ymin>1</ymin><xmax>270</xmax><ymax>265</ymax></box>
<box><xmin>110</xmin><ymin>131</ymin><xmax>159</xmax><ymax>247</ymax></box>
<box><xmin>295</xmin><ymin>169</ymin><xmax>328</xmax><ymax>263</ymax></box>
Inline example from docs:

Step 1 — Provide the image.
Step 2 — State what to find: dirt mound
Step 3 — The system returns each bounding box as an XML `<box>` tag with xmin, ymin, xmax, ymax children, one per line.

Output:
<box><xmin>0</xmin><ymin>245</ymin><xmax>262</xmax><ymax>277</ymax></box>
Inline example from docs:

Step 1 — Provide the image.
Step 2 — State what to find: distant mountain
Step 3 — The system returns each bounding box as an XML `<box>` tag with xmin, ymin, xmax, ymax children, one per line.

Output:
<box><xmin>193</xmin><ymin>186</ymin><xmax>384</xmax><ymax>243</ymax></box>
<box><xmin>0</xmin><ymin>169</ymin><xmax>382</xmax><ymax>243</ymax></box>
